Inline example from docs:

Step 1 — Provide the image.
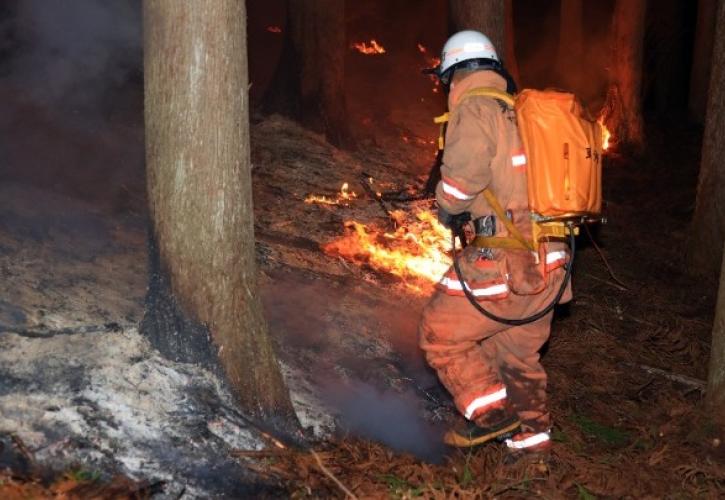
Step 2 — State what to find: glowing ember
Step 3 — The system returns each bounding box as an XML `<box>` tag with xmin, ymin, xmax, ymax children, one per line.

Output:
<box><xmin>266</xmin><ymin>26</ymin><xmax>282</xmax><ymax>33</ymax></box>
<box><xmin>305</xmin><ymin>182</ymin><xmax>357</xmax><ymax>206</ymax></box>
<box><xmin>324</xmin><ymin>209</ymin><xmax>453</xmax><ymax>290</ymax></box>
<box><xmin>351</xmin><ymin>40</ymin><xmax>386</xmax><ymax>55</ymax></box>
<box><xmin>598</xmin><ymin>118</ymin><xmax>612</xmax><ymax>151</ymax></box>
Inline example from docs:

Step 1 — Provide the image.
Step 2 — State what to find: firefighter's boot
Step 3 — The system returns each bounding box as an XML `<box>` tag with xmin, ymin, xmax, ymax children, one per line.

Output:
<box><xmin>444</xmin><ymin>409</ymin><xmax>521</xmax><ymax>448</ymax></box>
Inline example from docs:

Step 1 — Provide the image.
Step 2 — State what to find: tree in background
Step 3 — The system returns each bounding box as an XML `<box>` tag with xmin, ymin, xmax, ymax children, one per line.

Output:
<box><xmin>142</xmin><ymin>0</ymin><xmax>297</xmax><ymax>427</ymax></box>
<box><xmin>689</xmin><ymin>0</ymin><xmax>717</xmax><ymax>123</ymax></box>
<box><xmin>449</xmin><ymin>0</ymin><xmax>505</xmax><ymax>66</ymax></box>
<box><xmin>691</xmin><ymin>0</ymin><xmax>725</xmax><ymax>279</ymax></box>
<box><xmin>604</xmin><ymin>0</ymin><xmax>647</xmax><ymax>152</ymax></box>
<box><xmin>708</xmin><ymin>246</ymin><xmax>725</xmax><ymax>423</ymax></box>
<box><xmin>555</xmin><ymin>0</ymin><xmax>584</xmax><ymax>90</ymax></box>
<box><xmin>264</xmin><ymin>0</ymin><xmax>353</xmax><ymax>149</ymax></box>
<box><xmin>504</xmin><ymin>0</ymin><xmax>521</xmax><ymax>84</ymax></box>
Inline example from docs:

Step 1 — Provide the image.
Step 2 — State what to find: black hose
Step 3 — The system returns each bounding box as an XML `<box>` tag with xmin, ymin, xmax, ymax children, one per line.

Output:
<box><xmin>451</xmin><ymin>224</ymin><xmax>575</xmax><ymax>326</ymax></box>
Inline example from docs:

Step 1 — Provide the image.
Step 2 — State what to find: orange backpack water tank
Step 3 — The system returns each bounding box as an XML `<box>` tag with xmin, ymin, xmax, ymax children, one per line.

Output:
<box><xmin>515</xmin><ymin>89</ymin><xmax>603</xmax><ymax>218</ymax></box>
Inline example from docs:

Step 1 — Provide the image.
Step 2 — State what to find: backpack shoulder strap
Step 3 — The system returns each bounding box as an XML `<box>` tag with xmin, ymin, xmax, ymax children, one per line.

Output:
<box><xmin>433</xmin><ymin>87</ymin><xmax>516</xmax><ymax>150</ymax></box>
<box><xmin>460</xmin><ymin>87</ymin><xmax>515</xmax><ymax>107</ymax></box>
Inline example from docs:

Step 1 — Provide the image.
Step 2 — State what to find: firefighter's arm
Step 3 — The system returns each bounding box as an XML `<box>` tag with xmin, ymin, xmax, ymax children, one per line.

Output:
<box><xmin>435</xmin><ymin>100</ymin><xmax>497</xmax><ymax>215</ymax></box>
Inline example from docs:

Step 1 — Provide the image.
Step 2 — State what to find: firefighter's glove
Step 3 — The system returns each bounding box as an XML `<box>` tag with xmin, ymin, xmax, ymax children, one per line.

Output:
<box><xmin>438</xmin><ymin>208</ymin><xmax>471</xmax><ymax>232</ymax></box>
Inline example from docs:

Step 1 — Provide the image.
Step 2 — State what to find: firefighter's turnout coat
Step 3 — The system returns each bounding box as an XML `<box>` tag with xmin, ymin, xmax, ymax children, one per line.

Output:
<box><xmin>419</xmin><ymin>70</ymin><xmax>571</xmax><ymax>438</ymax></box>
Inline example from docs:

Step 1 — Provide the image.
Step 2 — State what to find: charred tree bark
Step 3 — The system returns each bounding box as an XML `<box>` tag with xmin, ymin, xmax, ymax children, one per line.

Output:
<box><xmin>708</xmin><ymin>245</ymin><xmax>725</xmax><ymax>422</ymax></box>
<box><xmin>142</xmin><ymin>1</ymin><xmax>297</xmax><ymax>426</ymax></box>
<box><xmin>689</xmin><ymin>0</ymin><xmax>717</xmax><ymax>123</ymax></box>
<box><xmin>263</xmin><ymin>0</ymin><xmax>353</xmax><ymax>149</ymax></box>
<box><xmin>449</xmin><ymin>0</ymin><xmax>505</xmax><ymax>59</ymax></box>
<box><xmin>604</xmin><ymin>0</ymin><xmax>647</xmax><ymax>152</ymax></box>
<box><xmin>690</xmin><ymin>0</ymin><xmax>725</xmax><ymax>277</ymax></box>
<box><xmin>555</xmin><ymin>0</ymin><xmax>584</xmax><ymax>91</ymax></box>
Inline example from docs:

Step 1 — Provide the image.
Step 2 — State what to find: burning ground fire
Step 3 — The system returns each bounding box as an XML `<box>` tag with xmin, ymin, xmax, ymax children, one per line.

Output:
<box><xmin>599</xmin><ymin>118</ymin><xmax>612</xmax><ymax>151</ymax></box>
<box><xmin>305</xmin><ymin>183</ymin><xmax>357</xmax><ymax>206</ymax></box>
<box><xmin>351</xmin><ymin>40</ymin><xmax>386</xmax><ymax>55</ymax></box>
<box><xmin>323</xmin><ymin>208</ymin><xmax>453</xmax><ymax>291</ymax></box>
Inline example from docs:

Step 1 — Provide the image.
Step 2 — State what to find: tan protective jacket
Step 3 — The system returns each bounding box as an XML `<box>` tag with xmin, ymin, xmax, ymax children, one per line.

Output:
<box><xmin>434</xmin><ymin>70</ymin><xmax>571</xmax><ymax>301</ymax></box>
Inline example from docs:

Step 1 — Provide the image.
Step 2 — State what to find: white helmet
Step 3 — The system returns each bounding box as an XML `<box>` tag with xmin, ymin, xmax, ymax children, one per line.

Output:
<box><xmin>438</xmin><ymin>30</ymin><xmax>500</xmax><ymax>83</ymax></box>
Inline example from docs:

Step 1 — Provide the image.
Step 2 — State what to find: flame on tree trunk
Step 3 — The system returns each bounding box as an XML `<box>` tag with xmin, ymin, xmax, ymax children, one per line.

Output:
<box><xmin>264</xmin><ymin>0</ymin><xmax>353</xmax><ymax>149</ymax></box>
<box><xmin>142</xmin><ymin>0</ymin><xmax>297</xmax><ymax>427</ymax></box>
<box><xmin>604</xmin><ymin>0</ymin><xmax>646</xmax><ymax>153</ymax></box>
<box><xmin>690</xmin><ymin>0</ymin><xmax>725</xmax><ymax>279</ymax></box>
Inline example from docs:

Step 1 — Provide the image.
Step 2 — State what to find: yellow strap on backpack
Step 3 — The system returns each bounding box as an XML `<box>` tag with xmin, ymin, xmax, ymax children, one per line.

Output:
<box><xmin>434</xmin><ymin>87</ymin><xmax>514</xmax><ymax>150</ymax></box>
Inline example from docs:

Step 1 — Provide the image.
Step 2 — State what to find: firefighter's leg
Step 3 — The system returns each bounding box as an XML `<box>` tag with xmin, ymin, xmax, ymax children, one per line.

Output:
<box><xmin>419</xmin><ymin>292</ymin><xmax>519</xmax><ymax>446</ymax></box>
<box><xmin>491</xmin><ymin>312</ymin><xmax>553</xmax><ymax>453</ymax></box>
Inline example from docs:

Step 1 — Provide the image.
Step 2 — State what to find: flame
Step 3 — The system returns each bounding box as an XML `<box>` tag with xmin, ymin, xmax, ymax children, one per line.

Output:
<box><xmin>323</xmin><ymin>209</ymin><xmax>453</xmax><ymax>291</ymax></box>
<box><xmin>305</xmin><ymin>182</ymin><xmax>357</xmax><ymax>206</ymax></box>
<box><xmin>351</xmin><ymin>40</ymin><xmax>386</xmax><ymax>55</ymax></box>
<box><xmin>266</xmin><ymin>26</ymin><xmax>282</xmax><ymax>33</ymax></box>
<box><xmin>598</xmin><ymin>118</ymin><xmax>612</xmax><ymax>151</ymax></box>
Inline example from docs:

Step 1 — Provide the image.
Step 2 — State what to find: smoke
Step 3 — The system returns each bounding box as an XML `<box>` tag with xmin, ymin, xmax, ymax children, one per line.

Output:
<box><xmin>321</xmin><ymin>379</ymin><xmax>448</xmax><ymax>463</ymax></box>
<box><xmin>3</xmin><ymin>0</ymin><xmax>142</xmax><ymax>119</ymax></box>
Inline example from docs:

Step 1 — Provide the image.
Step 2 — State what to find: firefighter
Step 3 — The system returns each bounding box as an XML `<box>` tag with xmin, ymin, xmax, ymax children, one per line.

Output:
<box><xmin>419</xmin><ymin>30</ymin><xmax>571</xmax><ymax>459</ymax></box>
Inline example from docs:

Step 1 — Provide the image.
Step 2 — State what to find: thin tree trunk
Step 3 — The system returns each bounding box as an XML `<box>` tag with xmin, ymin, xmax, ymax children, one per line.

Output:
<box><xmin>449</xmin><ymin>0</ymin><xmax>505</xmax><ymax>58</ymax></box>
<box><xmin>690</xmin><ymin>0</ymin><xmax>725</xmax><ymax>277</ymax></box>
<box><xmin>689</xmin><ymin>0</ymin><xmax>718</xmax><ymax>123</ymax></box>
<box><xmin>708</xmin><ymin>244</ymin><xmax>725</xmax><ymax>421</ymax></box>
<box><xmin>264</xmin><ymin>0</ymin><xmax>353</xmax><ymax>148</ymax></box>
<box><xmin>556</xmin><ymin>0</ymin><xmax>584</xmax><ymax>87</ymax></box>
<box><xmin>504</xmin><ymin>0</ymin><xmax>521</xmax><ymax>85</ymax></box>
<box><xmin>142</xmin><ymin>0</ymin><xmax>296</xmax><ymax>426</ymax></box>
<box><xmin>604</xmin><ymin>0</ymin><xmax>647</xmax><ymax>152</ymax></box>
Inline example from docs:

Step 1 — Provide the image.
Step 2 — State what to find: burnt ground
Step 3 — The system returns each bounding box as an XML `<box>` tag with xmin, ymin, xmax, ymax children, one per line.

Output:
<box><xmin>2</xmin><ymin>108</ymin><xmax>724</xmax><ymax>498</ymax></box>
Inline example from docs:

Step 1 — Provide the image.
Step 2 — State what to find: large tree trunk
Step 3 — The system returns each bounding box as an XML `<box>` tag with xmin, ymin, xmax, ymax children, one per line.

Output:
<box><xmin>555</xmin><ymin>0</ymin><xmax>584</xmax><ymax>90</ymax></box>
<box><xmin>263</xmin><ymin>0</ymin><xmax>353</xmax><ymax>149</ymax></box>
<box><xmin>690</xmin><ymin>0</ymin><xmax>725</xmax><ymax>277</ymax></box>
<box><xmin>142</xmin><ymin>0</ymin><xmax>296</xmax><ymax>426</ymax></box>
<box><xmin>708</xmin><ymin>245</ymin><xmax>725</xmax><ymax>422</ymax></box>
<box><xmin>604</xmin><ymin>0</ymin><xmax>647</xmax><ymax>152</ymax></box>
<box><xmin>449</xmin><ymin>0</ymin><xmax>505</xmax><ymax>59</ymax></box>
<box><xmin>689</xmin><ymin>0</ymin><xmax>718</xmax><ymax>123</ymax></box>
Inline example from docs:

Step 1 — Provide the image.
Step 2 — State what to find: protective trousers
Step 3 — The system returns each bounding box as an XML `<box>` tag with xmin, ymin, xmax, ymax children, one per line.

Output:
<box><xmin>419</xmin><ymin>276</ymin><xmax>564</xmax><ymax>433</ymax></box>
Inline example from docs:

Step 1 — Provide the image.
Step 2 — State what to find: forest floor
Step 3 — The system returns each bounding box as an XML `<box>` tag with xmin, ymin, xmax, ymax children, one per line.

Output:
<box><xmin>1</xmin><ymin>114</ymin><xmax>724</xmax><ymax>498</ymax></box>
<box><xmin>246</xmin><ymin>116</ymin><xmax>725</xmax><ymax>498</ymax></box>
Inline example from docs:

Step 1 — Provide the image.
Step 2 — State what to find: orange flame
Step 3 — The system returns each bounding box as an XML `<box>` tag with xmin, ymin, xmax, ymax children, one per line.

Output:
<box><xmin>351</xmin><ymin>40</ymin><xmax>386</xmax><ymax>55</ymax></box>
<box><xmin>305</xmin><ymin>182</ymin><xmax>357</xmax><ymax>206</ymax></box>
<box><xmin>323</xmin><ymin>209</ymin><xmax>453</xmax><ymax>291</ymax></box>
<box><xmin>598</xmin><ymin>118</ymin><xmax>612</xmax><ymax>151</ymax></box>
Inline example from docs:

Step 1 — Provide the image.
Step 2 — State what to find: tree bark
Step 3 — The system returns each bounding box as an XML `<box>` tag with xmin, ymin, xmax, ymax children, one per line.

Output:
<box><xmin>263</xmin><ymin>0</ymin><xmax>353</xmax><ymax>149</ymax></box>
<box><xmin>708</xmin><ymin>245</ymin><xmax>725</xmax><ymax>421</ymax></box>
<box><xmin>604</xmin><ymin>0</ymin><xmax>647</xmax><ymax>152</ymax></box>
<box><xmin>556</xmin><ymin>0</ymin><xmax>584</xmax><ymax>85</ymax></box>
<box><xmin>689</xmin><ymin>0</ymin><xmax>718</xmax><ymax>123</ymax></box>
<box><xmin>449</xmin><ymin>0</ymin><xmax>505</xmax><ymax>60</ymax></box>
<box><xmin>142</xmin><ymin>0</ymin><xmax>296</xmax><ymax>426</ymax></box>
<box><xmin>690</xmin><ymin>0</ymin><xmax>725</xmax><ymax>277</ymax></box>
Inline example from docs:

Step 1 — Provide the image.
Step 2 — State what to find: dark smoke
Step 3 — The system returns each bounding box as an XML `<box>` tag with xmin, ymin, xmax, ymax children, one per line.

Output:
<box><xmin>0</xmin><ymin>0</ymin><xmax>144</xmax><ymax>211</ymax></box>
<box><xmin>2</xmin><ymin>0</ymin><xmax>142</xmax><ymax>120</ymax></box>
